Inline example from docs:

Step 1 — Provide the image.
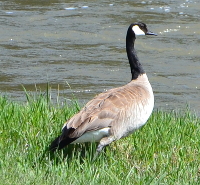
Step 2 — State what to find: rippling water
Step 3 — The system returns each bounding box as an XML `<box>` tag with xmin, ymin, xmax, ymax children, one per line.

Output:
<box><xmin>0</xmin><ymin>0</ymin><xmax>200</xmax><ymax>114</ymax></box>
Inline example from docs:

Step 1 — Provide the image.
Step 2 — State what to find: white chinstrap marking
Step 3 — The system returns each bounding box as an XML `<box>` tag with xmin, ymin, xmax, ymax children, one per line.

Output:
<box><xmin>72</xmin><ymin>127</ymin><xmax>110</xmax><ymax>143</ymax></box>
<box><xmin>132</xmin><ymin>25</ymin><xmax>145</xmax><ymax>36</ymax></box>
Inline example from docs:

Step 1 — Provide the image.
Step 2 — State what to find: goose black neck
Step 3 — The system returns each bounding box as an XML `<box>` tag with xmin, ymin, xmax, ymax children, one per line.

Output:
<box><xmin>126</xmin><ymin>27</ymin><xmax>145</xmax><ymax>80</ymax></box>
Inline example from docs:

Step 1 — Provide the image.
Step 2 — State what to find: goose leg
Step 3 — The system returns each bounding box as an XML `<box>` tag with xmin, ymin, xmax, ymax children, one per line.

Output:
<box><xmin>93</xmin><ymin>136</ymin><xmax>115</xmax><ymax>161</ymax></box>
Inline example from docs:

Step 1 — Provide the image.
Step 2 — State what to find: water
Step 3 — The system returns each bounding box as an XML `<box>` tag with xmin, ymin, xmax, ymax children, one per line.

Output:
<box><xmin>0</xmin><ymin>0</ymin><xmax>200</xmax><ymax>115</ymax></box>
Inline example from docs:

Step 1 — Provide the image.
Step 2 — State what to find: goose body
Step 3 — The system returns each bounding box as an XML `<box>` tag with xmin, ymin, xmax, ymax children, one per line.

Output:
<box><xmin>50</xmin><ymin>22</ymin><xmax>157</xmax><ymax>155</ymax></box>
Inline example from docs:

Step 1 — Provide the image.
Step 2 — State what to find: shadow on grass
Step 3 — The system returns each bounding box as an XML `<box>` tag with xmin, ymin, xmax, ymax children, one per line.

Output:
<box><xmin>34</xmin><ymin>142</ymin><xmax>105</xmax><ymax>168</ymax></box>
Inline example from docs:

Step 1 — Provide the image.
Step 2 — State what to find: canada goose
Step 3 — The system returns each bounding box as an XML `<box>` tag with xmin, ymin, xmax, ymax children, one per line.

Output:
<box><xmin>50</xmin><ymin>22</ymin><xmax>157</xmax><ymax>157</ymax></box>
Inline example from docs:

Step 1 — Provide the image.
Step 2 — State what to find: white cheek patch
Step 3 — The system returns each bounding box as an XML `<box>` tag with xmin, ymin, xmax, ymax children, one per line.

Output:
<box><xmin>132</xmin><ymin>25</ymin><xmax>145</xmax><ymax>36</ymax></box>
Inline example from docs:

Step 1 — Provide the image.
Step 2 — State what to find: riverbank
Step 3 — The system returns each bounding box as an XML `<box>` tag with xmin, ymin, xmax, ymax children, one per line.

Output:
<box><xmin>0</xmin><ymin>92</ymin><xmax>199</xmax><ymax>184</ymax></box>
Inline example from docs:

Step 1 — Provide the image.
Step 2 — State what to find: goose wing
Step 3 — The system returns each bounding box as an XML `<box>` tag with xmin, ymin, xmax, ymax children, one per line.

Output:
<box><xmin>63</xmin><ymin>83</ymin><xmax>149</xmax><ymax>139</ymax></box>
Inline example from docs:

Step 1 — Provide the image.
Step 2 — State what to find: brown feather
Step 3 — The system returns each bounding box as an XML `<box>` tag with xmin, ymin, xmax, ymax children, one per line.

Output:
<box><xmin>63</xmin><ymin>74</ymin><xmax>153</xmax><ymax>140</ymax></box>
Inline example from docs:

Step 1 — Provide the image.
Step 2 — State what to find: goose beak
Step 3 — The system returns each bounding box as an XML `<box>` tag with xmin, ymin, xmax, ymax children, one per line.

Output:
<box><xmin>146</xmin><ymin>31</ymin><xmax>157</xmax><ymax>36</ymax></box>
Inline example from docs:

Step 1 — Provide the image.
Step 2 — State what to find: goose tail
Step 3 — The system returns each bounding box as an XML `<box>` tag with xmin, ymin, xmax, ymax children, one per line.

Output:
<box><xmin>49</xmin><ymin>136</ymin><xmax>61</xmax><ymax>152</ymax></box>
<box><xmin>49</xmin><ymin>127</ymin><xmax>78</xmax><ymax>152</ymax></box>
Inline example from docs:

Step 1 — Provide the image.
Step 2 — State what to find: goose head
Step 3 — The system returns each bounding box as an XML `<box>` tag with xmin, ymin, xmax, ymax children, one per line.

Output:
<box><xmin>130</xmin><ymin>22</ymin><xmax>157</xmax><ymax>36</ymax></box>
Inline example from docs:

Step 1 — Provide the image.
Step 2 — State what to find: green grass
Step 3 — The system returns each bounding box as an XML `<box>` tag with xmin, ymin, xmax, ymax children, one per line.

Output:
<box><xmin>0</xmin><ymin>90</ymin><xmax>199</xmax><ymax>185</ymax></box>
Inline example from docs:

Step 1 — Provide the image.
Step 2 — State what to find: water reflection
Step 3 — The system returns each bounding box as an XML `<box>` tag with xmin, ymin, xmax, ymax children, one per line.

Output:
<box><xmin>0</xmin><ymin>0</ymin><xmax>200</xmax><ymax>115</ymax></box>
